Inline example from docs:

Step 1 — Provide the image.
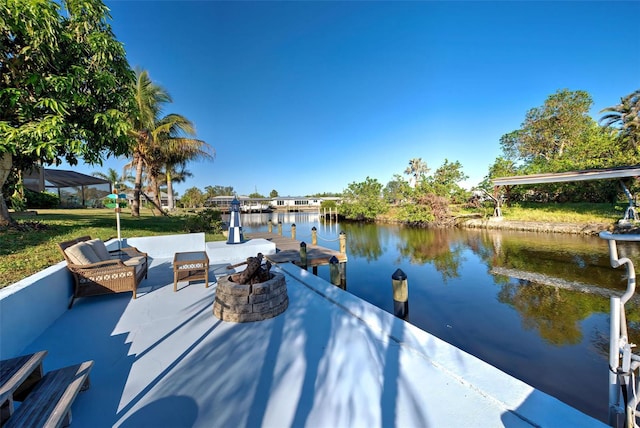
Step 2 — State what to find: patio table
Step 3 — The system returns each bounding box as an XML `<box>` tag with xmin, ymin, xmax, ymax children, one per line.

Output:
<box><xmin>173</xmin><ymin>251</ymin><xmax>209</xmax><ymax>292</ymax></box>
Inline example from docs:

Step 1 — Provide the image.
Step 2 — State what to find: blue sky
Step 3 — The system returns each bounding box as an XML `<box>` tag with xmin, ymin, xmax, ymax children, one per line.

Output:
<box><xmin>59</xmin><ymin>1</ymin><xmax>639</xmax><ymax>197</ymax></box>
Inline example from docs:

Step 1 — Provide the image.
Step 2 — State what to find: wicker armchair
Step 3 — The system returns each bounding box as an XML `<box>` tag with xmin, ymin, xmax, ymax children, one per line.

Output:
<box><xmin>58</xmin><ymin>236</ymin><xmax>148</xmax><ymax>308</ymax></box>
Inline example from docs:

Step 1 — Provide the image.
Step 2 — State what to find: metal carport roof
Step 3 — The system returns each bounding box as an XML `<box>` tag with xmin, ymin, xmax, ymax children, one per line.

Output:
<box><xmin>42</xmin><ymin>169</ymin><xmax>110</xmax><ymax>187</ymax></box>
<box><xmin>493</xmin><ymin>166</ymin><xmax>640</xmax><ymax>186</ymax></box>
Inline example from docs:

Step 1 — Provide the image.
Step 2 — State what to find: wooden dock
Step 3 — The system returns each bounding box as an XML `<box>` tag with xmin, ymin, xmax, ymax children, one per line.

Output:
<box><xmin>246</xmin><ymin>231</ymin><xmax>347</xmax><ymax>267</ymax></box>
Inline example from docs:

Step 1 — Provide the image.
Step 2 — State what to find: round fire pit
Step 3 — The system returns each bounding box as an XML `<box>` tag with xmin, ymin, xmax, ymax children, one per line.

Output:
<box><xmin>213</xmin><ymin>272</ymin><xmax>288</xmax><ymax>322</ymax></box>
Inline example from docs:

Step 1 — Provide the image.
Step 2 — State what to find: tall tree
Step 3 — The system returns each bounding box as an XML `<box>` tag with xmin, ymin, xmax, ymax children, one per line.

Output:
<box><xmin>160</xmin><ymin>163</ymin><xmax>192</xmax><ymax>210</ymax></box>
<box><xmin>340</xmin><ymin>177</ymin><xmax>387</xmax><ymax>221</ymax></box>
<box><xmin>422</xmin><ymin>159</ymin><xmax>469</xmax><ymax>203</ymax></box>
<box><xmin>404</xmin><ymin>158</ymin><xmax>429</xmax><ymax>188</ymax></box>
<box><xmin>600</xmin><ymin>89</ymin><xmax>640</xmax><ymax>151</ymax></box>
<box><xmin>507</xmin><ymin>89</ymin><xmax>594</xmax><ymax>165</ymax></box>
<box><xmin>150</xmin><ymin>114</ymin><xmax>213</xmax><ymax>212</ymax></box>
<box><xmin>180</xmin><ymin>186</ymin><xmax>205</xmax><ymax>209</ymax></box>
<box><xmin>0</xmin><ymin>0</ymin><xmax>134</xmax><ymax>226</ymax></box>
<box><xmin>126</xmin><ymin>70</ymin><xmax>211</xmax><ymax>215</ymax></box>
<box><xmin>127</xmin><ymin>69</ymin><xmax>171</xmax><ymax>217</ymax></box>
<box><xmin>383</xmin><ymin>174</ymin><xmax>411</xmax><ymax>204</ymax></box>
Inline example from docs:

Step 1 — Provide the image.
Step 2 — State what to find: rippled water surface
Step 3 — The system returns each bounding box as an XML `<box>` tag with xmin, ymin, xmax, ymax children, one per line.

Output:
<box><xmin>239</xmin><ymin>212</ymin><xmax>640</xmax><ymax>422</ymax></box>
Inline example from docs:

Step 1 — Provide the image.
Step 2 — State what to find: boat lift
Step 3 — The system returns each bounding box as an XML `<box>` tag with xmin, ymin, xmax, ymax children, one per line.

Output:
<box><xmin>600</xmin><ymin>231</ymin><xmax>640</xmax><ymax>428</ymax></box>
<box><xmin>620</xmin><ymin>181</ymin><xmax>637</xmax><ymax>222</ymax></box>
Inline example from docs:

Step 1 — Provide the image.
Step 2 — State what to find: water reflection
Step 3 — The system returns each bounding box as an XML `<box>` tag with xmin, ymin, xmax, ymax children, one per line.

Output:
<box><xmin>339</xmin><ymin>222</ymin><xmax>386</xmax><ymax>262</ymax></box>
<box><xmin>498</xmin><ymin>281</ymin><xmax>609</xmax><ymax>346</ymax></box>
<box><xmin>241</xmin><ymin>213</ymin><xmax>640</xmax><ymax>421</ymax></box>
<box><xmin>396</xmin><ymin>228</ymin><xmax>465</xmax><ymax>283</ymax></box>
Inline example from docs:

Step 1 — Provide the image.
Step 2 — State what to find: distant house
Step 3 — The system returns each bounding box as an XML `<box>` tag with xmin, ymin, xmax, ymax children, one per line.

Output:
<box><xmin>205</xmin><ymin>196</ymin><xmax>271</xmax><ymax>213</ymax></box>
<box><xmin>270</xmin><ymin>196</ymin><xmax>342</xmax><ymax>211</ymax></box>
<box><xmin>204</xmin><ymin>196</ymin><xmax>342</xmax><ymax>213</ymax></box>
<box><xmin>23</xmin><ymin>167</ymin><xmax>111</xmax><ymax>208</ymax></box>
<box><xmin>125</xmin><ymin>191</ymin><xmax>169</xmax><ymax>209</ymax></box>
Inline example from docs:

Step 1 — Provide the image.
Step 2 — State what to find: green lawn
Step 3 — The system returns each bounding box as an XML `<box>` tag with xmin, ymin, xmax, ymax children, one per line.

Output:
<box><xmin>454</xmin><ymin>201</ymin><xmax>625</xmax><ymax>223</ymax></box>
<box><xmin>0</xmin><ymin>209</ymin><xmax>225</xmax><ymax>287</ymax></box>
<box><xmin>500</xmin><ymin>202</ymin><xmax>626</xmax><ymax>223</ymax></box>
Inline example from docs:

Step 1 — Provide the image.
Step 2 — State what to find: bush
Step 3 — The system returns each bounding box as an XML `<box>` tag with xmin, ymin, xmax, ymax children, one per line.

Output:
<box><xmin>320</xmin><ymin>200</ymin><xmax>337</xmax><ymax>209</ymax></box>
<box><xmin>183</xmin><ymin>209</ymin><xmax>224</xmax><ymax>233</ymax></box>
<box><xmin>399</xmin><ymin>194</ymin><xmax>452</xmax><ymax>227</ymax></box>
<box><xmin>25</xmin><ymin>189</ymin><xmax>60</xmax><ymax>209</ymax></box>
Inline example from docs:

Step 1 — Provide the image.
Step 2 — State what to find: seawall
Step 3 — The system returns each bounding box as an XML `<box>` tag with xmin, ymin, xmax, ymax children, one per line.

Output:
<box><xmin>459</xmin><ymin>217</ymin><xmax>613</xmax><ymax>235</ymax></box>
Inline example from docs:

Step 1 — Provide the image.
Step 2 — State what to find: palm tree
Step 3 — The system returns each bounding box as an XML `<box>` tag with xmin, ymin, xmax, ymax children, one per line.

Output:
<box><xmin>127</xmin><ymin>69</ymin><xmax>171</xmax><ymax>217</ymax></box>
<box><xmin>404</xmin><ymin>158</ymin><xmax>429</xmax><ymax>188</ymax></box>
<box><xmin>92</xmin><ymin>168</ymin><xmax>134</xmax><ymax>192</ymax></box>
<box><xmin>159</xmin><ymin>163</ymin><xmax>193</xmax><ymax>210</ymax></box>
<box><xmin>600</xmin><ymin>89</ymin><xmax>640</xmax><ymax>150</ymax></box>
<box><xmin>149</xmin><ymin>114</ymin><xmax>214</xmax><ymax>212</ymax></box>
<box><xmin>126</xmin><ymin>69</ymin><xmax>213</xmax><ymax>215</ymax></box>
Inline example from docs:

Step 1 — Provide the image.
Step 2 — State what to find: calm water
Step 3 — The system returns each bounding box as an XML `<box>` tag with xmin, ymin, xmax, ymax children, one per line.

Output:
<box><xmin>238</xmin><ymin>212</ymin><xmax>640</xmax><ymax>422</ymax></box>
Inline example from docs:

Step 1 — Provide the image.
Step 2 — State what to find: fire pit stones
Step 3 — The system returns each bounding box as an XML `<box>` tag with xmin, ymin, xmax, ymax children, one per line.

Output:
<box><xmin>213</xmin><ymin>272</ymin><xmax>288</xmax><ymax>323</ymax></box>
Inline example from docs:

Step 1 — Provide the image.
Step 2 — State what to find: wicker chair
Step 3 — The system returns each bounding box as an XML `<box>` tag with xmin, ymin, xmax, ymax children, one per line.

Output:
<box><xmin>58</xmin><ymin>236</ymin><xmax>148</xmax><ymax>308</ymax></box>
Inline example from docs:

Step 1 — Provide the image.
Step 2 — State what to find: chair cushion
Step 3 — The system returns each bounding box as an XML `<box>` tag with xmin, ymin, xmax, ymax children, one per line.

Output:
<box><xmin>85</xmin><ymin>239</ymin><xmax>111</xmax><ymax>261</ymax></box>
<box><xmin>64</xmin><ymin>242</ymin><xmax>101</xmax><ymax>265</ymax></box>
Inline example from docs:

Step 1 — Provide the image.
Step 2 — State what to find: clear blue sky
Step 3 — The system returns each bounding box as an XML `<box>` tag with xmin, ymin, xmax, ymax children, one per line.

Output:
<box><xmin>58</xmin><ymin>1</ymin><xmax>640</xmax><ymax>197</ymax></box>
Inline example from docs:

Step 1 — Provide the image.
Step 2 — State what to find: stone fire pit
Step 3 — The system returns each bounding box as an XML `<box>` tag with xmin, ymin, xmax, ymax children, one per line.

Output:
<box><xmin>213</xmin><ymin>255</ymin><xmax>288</xmax><ymax>322</ymax></box>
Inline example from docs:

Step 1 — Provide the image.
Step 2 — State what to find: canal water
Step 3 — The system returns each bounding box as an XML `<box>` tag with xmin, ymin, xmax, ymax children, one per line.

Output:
<box><xmin>239</xmin><ymin>212</ymin><xmax>640</xmax><ymax>423</ymax></box>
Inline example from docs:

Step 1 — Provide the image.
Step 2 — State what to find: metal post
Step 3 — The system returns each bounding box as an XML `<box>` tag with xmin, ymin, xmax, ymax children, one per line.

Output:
<box><xmin>291</xmin><ymin>223</ymin><xmax>296</xmax><ymax>240</ymax></box>
<box><xmin>609</xmin><ymin>296</ymin><xmax>622</xmax><ymax>426</ymax></box>
<box><xmin>391</xmin><ymin>268</ymin><xmax>409</xmax><ymax>319</ymax></box>
<box><xmin>600</xmin><ymin>231</ymin><xmax>640</xmax><ymax>427</ymax></box>
<box><xmin>299</xmin><ymin>241</ymin><xmax>307</xmax><ymax>270</ymax></box>
<box><xmin>339</xmin><ymin>231</ymin><xmax>346</xmax><ymax>254</ymax></box>
<box><xmin>311</xmin><ymin>227</ymin><xmax>317</xmax><ymax>245</ymax></box>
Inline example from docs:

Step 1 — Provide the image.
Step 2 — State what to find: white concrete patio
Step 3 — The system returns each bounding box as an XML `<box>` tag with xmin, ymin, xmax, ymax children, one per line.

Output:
<box><xmin>4</xmin><ymin>235</ymin><xmax>606</xmax><ymax>427</ymax></box>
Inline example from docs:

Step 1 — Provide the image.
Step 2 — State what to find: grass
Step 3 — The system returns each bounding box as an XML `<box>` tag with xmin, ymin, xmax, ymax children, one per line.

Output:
<box><xmin>500</xmin><ymin>202</ymin><xmax>626</xmax><ymax>223</ymax></box>
<box><xmin>0</xmin><ymin>208</ymin><xmax>225</xmax><ymax>287</ymax></box>
<box><xmin>454</xmin><ymin>201</ymin><xmax>626</xmax><ymax>223</ymax></box>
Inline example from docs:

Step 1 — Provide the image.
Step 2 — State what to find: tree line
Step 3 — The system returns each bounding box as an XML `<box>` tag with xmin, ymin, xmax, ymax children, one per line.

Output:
<box><xmin>340</xmin><ymin>88</ymin><xmax>639</xmax><ymax>224</ymax></box>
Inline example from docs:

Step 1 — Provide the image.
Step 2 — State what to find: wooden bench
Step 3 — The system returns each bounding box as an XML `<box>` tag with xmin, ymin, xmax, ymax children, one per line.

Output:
<box><xmin>4</xmin><ymin>360</ymin><xmax>93</xmax><ymax>428</ymax></box>
<box><xmin>0</xmin><ymin>351</ymin><xmax>47</xmax><ymax>424</ymax></box>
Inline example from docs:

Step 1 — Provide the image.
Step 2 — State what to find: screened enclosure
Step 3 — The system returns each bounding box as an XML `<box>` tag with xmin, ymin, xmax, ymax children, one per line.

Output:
<box><xmin>23</xmin><ymin>168</ymin><xmax>112</xmax><ymax>208</ymax></box>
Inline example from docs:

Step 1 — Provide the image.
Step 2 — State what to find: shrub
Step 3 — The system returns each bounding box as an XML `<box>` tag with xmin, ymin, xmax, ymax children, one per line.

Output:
<box><xmin>399</xmin><ymin>194</ymin><xmax>452</xmax><ymax>227</ymax></box>
<box><xmin>25</xmin><ymin>189</ymin><xmax>60</xmax><ymax>209</ymax></box>
<box><xmin>183</xmin><ymin>209</ymin><xmax>224</xmax><ymax>233</ymax></box>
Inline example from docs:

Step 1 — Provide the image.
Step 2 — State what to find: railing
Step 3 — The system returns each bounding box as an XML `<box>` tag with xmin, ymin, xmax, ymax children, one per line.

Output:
<box><xmin>600</xmin><ymin>231</ymin><xmax>640</xmax><ymax>428</ymax></box>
